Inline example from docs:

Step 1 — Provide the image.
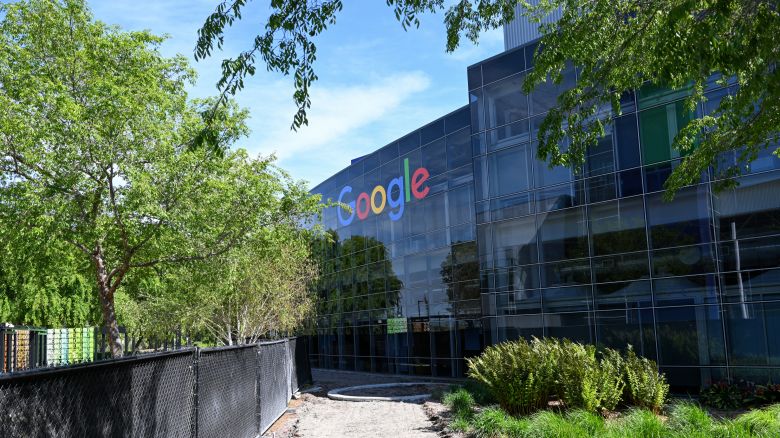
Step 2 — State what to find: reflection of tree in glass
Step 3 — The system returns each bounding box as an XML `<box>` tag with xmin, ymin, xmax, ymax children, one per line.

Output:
<box><xmin>440</xmin><ymin>241</ymin><xmax>481</xmax><ymax>318</ymax></box>
<box><xmin>311</xmin><ymin>231</ymin><xmax>403</xmax><ymax>326</ymax></box>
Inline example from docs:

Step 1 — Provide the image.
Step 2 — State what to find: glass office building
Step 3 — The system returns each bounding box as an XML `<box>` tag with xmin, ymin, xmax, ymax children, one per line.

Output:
<box><xmin>308</xmin><ymin>39</ymin><xmax>780</xmax><ymax>391</ymax></box>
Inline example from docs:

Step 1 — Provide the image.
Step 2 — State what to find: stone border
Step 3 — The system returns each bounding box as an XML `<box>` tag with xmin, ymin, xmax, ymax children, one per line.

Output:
<box><xmin>327</xmin><ymin>382</ymin><xmax>451</xmax><ymax>402</ymax></box>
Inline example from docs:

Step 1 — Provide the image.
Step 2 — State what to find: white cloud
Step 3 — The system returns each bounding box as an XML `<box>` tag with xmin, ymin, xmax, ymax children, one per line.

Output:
<box><xmin>236</xmin><ymin>71</ymin><xmax>432</xmax><ymax>183</ymax></box>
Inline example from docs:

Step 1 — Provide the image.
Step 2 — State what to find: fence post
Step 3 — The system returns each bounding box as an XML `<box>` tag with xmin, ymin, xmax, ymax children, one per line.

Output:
<box><xmin>192</xmin><ymin>347</ymin><xmax>200</xmax><ymax>438</ymax></box>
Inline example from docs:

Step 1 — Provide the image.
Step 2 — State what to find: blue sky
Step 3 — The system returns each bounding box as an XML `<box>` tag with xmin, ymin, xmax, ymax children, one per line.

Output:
<box><xmin>89</xmin><ymin>1</ymin><xmax>504</xmax><ymax>188</ymax></box>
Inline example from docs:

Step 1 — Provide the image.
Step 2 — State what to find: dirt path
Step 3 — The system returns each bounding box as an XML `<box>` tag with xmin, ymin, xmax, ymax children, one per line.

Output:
<box><xmin>266</xmin><ymin>369</ymin><xmax>453</xmax><ymax>438</ymax></box>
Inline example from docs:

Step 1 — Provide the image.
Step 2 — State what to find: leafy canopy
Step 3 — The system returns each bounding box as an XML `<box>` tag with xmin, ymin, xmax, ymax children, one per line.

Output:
<box><xmin>0</xmin><ymin>0</ymin><xmax>323</xmax><ymax>352</ymax></box>
<box><xmin>198</xmin><ymin>0</ymin><xmax>780</xmax><ymax>196</ymax></box>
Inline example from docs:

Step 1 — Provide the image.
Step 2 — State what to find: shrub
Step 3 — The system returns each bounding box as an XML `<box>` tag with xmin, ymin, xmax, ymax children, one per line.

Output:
<box><xmin>525</xmin><ymin>410</ymin><xmax>591</xmax><ymax>438</ymax></box>
<box><xmin>623</xmin><ymin>345</ymin><xmax>669</xmax><ymax>412</ymax></box>
<box><xmin>467</xmin><ymin>338</ymin><xmax>557</xmax><ymax>415</ymax></box>
<box><xmin>443</xmin><ymin>387</ymin><xmax>475</xmax><ymax>420</ymax></box>
<box><xmin>450</xmin><ymin>416</ymin><xmax>471</xmax><ymax>434</ymax></box>
<box><xmin>701</xmin><ymin>380</ymin><xmax>780</xmax><ymax>409</ymax></box>
<box><xmin>463</xmin><ymin>377</ymin><xmax>497</xmax><ymax>405</ymax></box>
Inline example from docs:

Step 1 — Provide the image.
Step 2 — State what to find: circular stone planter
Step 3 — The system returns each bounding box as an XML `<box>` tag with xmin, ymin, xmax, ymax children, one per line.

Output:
<box><xmin>327</xmin><ymin>382</ymin><xmax>451</xmax><ymax>402</ymax></box>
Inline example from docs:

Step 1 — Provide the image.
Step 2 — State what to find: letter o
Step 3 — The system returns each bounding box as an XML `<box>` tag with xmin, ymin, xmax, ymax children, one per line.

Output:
<box><xmin>371</xmin><ymin>186</ymin><xmax>387</xmax><ymax>214</ymax></box>
<box><xmin>356</xmin><ymin>192</ymin><xmax>370</xmax><ymax>220</ymax></box>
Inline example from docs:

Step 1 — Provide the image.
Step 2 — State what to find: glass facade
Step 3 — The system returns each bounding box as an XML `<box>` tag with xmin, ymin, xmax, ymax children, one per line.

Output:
<box><xmin>309</xmin><ymin>41</ymin><xmax>780</xmax><ymax>391</ymax></box>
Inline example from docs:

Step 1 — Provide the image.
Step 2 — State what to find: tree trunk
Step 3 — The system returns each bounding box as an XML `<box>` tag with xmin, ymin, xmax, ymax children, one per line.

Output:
<box><xmin>93</xmin><ymin>248</ymin><xmax>123</xmax><ymax>358</ymax></box>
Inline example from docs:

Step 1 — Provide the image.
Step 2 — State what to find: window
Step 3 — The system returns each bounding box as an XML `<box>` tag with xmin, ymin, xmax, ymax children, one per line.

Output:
<box><xmin>488</xmin><ymin>144</ymin><xmax>533</xmax><ymax>197</ymax></box>
<box><xmin>483</xmin><ymin>74</ymin><xmax>528</xmax><ymax>129</ymax></box>
<box><xmin>589</xmin><ymin>196</ymin><xmax>647</xmax><ymax>256</ymax></box>
<box><xmin>446</xmin><ymin>128</ymin><xmax>471</xmax><ymax>170</ymax></box>
<box><xmin>539</xmin><ymin>206</ymin><xmax>589</xmax><ymax>262</ymax></box>
<box><xmin>493</xmin><ymin>215</ymin><xmax>538</xmax><ymax>267</ymax></box>
<box><xmin>639</xmin><ymin>100</ymin><xmax>695</xmax><ymax>165</ymax></box>
<box><xmin>530</xmin><ymin>64</ymin><xmax>576</xmax><ymax>115</ymax></box>
<box><xmin>646</xmin><ymin>186</ymin><xmax>712</xmax><ymax>249</ymax></box>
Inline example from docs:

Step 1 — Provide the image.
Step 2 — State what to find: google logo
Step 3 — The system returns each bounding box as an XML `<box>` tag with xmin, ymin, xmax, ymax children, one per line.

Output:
<box><xmin>338</xmin><ymin>158</ymin><xmax>430</xmax><ymax>225</ymax></box>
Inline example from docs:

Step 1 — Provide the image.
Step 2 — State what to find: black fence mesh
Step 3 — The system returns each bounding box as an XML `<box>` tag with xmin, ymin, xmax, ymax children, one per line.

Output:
<box><xmin>0</xmin><ymin>337</ymin><xmax>311</xmax><ymax>438</ymax></box>
<box><xmin>257</xmin><ymin>340</ymin><xmax>291</xmax><ymax>434</ymax></box>
<box><xmin>0</xmin><ymin>349</ymin><xmax>196</xmax><ymax>437</ymax></box>
<box><xmin>288</xmin><ymin>337</ymin><xmax>311</xmax><ymax>394</ymax></box>
<box><xmin>196</xmin><ymin>345</ymin><xmax>258</xmax><ymax>438</ymax></box>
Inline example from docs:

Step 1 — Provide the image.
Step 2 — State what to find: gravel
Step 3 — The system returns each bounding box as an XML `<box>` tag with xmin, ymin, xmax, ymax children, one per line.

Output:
<box><xmin>265</xmin><ymin>368</ymin><xmax>458</xmax><ymax>438</ymax></box>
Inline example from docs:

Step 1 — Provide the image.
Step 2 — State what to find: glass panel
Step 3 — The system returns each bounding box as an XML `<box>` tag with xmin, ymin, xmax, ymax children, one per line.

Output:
<box><xmin>724</xmin><ymin>302</ymin><xmax>780</xmax><ymax>366</ymax></box>
<box><xmin>615</xmin><ymin>113</ymin><xmax>640</xmax><ymax>170</ymax></box>
<box><xmin>420</xmin><ymin>119</ymin><xmax>445</xmax><ymax>145</ymax></box>
<box><xmin>714</xmin><ymin>172</ymin><xmax>780</xmax><ymax>241</ymax></box>
<box><xmin>654</xmin><ymin>305</ymin><xmax>726</xmax><ymax>366</ymax></box>
<box><xmin>585</xmin><ymin>132</ymin><xmax>615</xmax><ymax>177</ymax></box>
<box><xmin>653</xmin><ymin>274</ymin><xmax>719</xmax><ymax>307</ymax></box>
<box><xmin>486</xmin><ymin>119</ymin><xmax>530</xmax><ymax>152</ymax></box>
<box><xmin>488</xmin><ymin>143</ymin><xmax>533</xmax><ymax>197</ymax></box>
<box><xmin>490</xmin><ymin>192</ymin><xmax>534</xmax><ymax>221</ymax></box>
<box><xmin>592</xmin><ymin>252</ymin><xmax>649</xmax><ymax>283</ymax></box>
<box><xmin>422</xmin><ymin>138</ymin><xmax>447</xmax><ymax>176</ymax></box>
<box><xmin>646</xmin><ymin>185</ymin><xmax>712</xmax><ymax>249</ymax></box>
<box><xmin>448</xmin><ymin>184</ymin><xmax>475</xmax><ymax>226</ymax></box>
<box><xmin>470</xmin><ymin>91</ymin><xmax>485</xmax><ymax>133</ymax></box>
<box><xmin>445</xmin><ymin>107</ymin><xmax>470</xmax><ymax>134</ymax></box>
<box><xmin>589</xmin><ymin>196</ymin><xmax>647</xmax><ymax>256</ymax></box>
<box><xmin>542</xmin><ymin>285</ymin><xmax>591</xmax><ymax>313</ymax></box>
<box><xmin>721</xmin><ymin>267</ymin><xmax>780</xmax><ymax>303</ymax></box>
<box><xmin>495</xmin><ymin>314</ymin><xmax>544</xmax><ymax>342</ymax></box>
<box><xmin>652</xmin><ymin>243</ymin><xmax>716</xmax><ymax>277</ymax></box>
<box><xmin>596</xmin><ymin>309</ymin><xmax>657</xmax><ymax>359</ymax></box>
<box><xmin>467</xmin><ymin>65</ymin><xmax>482</xmax><ymax>90</ymax></box>
<box><xmin>544</xmin><ymin>311</ymin><xmax>595</xmax><ymax>344</ymax></box>
<box><xmin>639</xmin><ymin>100</ymin><xmax>695</xmax><ymax>165</ymax></box>
<box><xmin>493</xmin><ymin>215</ymin><xmax>538</xmax><ymax>268</ymax></box>
<box><xmin>593</xmin><ymin>280</ymin><xmax>652</xmax><ymax>310</ymax></box>
<box><xmin>446</xmin><ymin>128</ymin><xmax>472</xmax><ymax>170</ymax></box>
<box><xmin>482</xmin><ymin>49</ymin><xmax>525</xmax><ymax>84</ymax></box>
<box><xmin>535</xmin><ymin>181</ymin><xmax>586</xmax><ymax>212</ymax></box>
<box><xmin>483</xmin><ymin>74</ymin><xmax>528</xmax><ymax>129</ymax></box>
<box><xmin>541</xmin><ymin>259</ymin><xmax>591</xmax><ymax>287</ymax></box>
<box><xmin>530</xmin><ymin>63</ymin><xmax>576</xmax><ymax>115</ymax></box>
<box><xmin>539</xmin><ymin>206</ymin><xmax>589</xmax><ymax>262</ymax></box>
<box><xmin>618</xmin><ymin>168</ymin><xmax>643</xmax><ymax>197</ymax></box>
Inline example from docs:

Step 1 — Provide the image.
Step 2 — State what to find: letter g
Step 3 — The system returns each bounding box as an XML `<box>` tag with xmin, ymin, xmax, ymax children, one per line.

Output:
<box><xmin>337</xmin><ymin>185</ymin><xmax>355</xmax><ymax>226</ymax></box>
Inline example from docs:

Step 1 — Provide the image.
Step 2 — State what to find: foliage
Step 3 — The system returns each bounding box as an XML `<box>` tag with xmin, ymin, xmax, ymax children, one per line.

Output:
<box><xmin>198</xmin><ymin>1</ymin><xmax>780</xmax><ymax>198</ymax></box>
<box><xmin>623</xmin><ymin>346</ymin><xmax>670</xmax><ymax>412</ymax></box>
<box><xmin>443</xmin><ymin>387</ymin><xmax>476</xmax><ymax>421</ymax></box>
<box><xmin>467</xmin><ymin>337</ymin><xmax>660</xmax><ymax>415</ymax></box>
<box><xmin>0</xmin><ymin>0</ymin><xmax>323</xmax><ymax>355</ymax></box>
<box><xmin>462</xmin><ymin>378</ymin><xmax>497</xmax><ymax>406</ymax></box>
<box><xmin>472</xmin><ymin>407</ymin><xmax>528</xmax><ymax>438</ymax></box>
<box><xmin>667</xmin><ymin>402</ymin><xmax>714</xmax><ymax>438</ymax></box>
<box><xmin>453</xmin><ymin>399</ymin><xmax>780</xmax><ymax>437</ymax></box>
<box><xmin>701</xmin><ymin>380</ymin><xmax>780</xmax><ymax>410</ymax></box>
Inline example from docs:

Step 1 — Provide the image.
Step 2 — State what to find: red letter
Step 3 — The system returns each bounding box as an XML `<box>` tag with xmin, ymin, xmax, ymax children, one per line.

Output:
<box><xmin>356</xmin><ymin>192</ymin><xmax>370</xmax><ymax>220</ymax></box>
<box><xmin>411</xmin><ymin>167</ymin><xmax>430</xmax><ymax>200</ymax></box>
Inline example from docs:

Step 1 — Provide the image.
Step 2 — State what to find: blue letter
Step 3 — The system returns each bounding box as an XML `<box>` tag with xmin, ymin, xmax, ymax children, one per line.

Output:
<box><xmin>387</xmin><ymin>177</ymin><xmax>405</xmax><ymax>221</ymax></box>
<box><xmin>337</xmin><ymin>185</ymin><xmax>355</xmax><ymax>226</ymax></box>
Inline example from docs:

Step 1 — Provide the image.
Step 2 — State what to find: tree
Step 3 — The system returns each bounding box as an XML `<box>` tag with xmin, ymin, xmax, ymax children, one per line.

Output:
<box><xmin>198</xmin><ymin>0</ymin><xmax>779</xmax><ymax>197</ymax></box>
<box><xmin>0</xmin><ymin>0</ymin><xmax>321</xmax><ymax>357</ymax></box>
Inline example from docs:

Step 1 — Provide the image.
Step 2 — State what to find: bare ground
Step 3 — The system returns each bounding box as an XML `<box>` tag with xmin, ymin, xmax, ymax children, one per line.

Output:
<box><xmin>263</xmin><ymin>368</ymin><xmax>461</xmax><ymax>438</ymax></box>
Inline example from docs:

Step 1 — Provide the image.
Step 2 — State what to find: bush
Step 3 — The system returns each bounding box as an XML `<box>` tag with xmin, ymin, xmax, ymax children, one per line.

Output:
<box><xmin>701</xmin><ymin>380</ymin><xmax>780</xmax><ymax>410</ymax></box>
<box><xmin>623</xmin><ymin>346</ymin><xmax>669</xmax><ymax>412</ymax></box>
<box><xmin>443</xmin><ymin>387</ymin><xmax>476</xmax><ymax>420</ymax></box>
<box><xmin>467</xmin><ymin>338</ymin><xmax>557</xmax><ymax>415</ymax></box>
<box><xmin>468</xmin><ymin>337</ymin><xmax>657</xmax><ymax>414</ymax></box>
<box><xmin>604</xmin><ymin>408</ymin><xmax>669</xmax><ymax>437</ymax></box>
<box><xmin>463</xmin><ymin>377</ymin><xmax>497</xmax><ymax>405</ymax></box>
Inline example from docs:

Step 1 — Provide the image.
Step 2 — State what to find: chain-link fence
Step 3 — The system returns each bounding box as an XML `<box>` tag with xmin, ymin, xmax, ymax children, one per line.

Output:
<box><xmin>0</xmin><ymin>338</ymin><xmax>311</xmax><ymax>437</ymax></box>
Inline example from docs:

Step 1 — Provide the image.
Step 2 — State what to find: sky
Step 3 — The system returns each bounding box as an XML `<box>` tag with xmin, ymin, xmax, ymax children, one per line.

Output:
<box><xmin>89</xmin><ymin>1</ymin><xmax>505</xmax><ymax>188</ymax></box>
